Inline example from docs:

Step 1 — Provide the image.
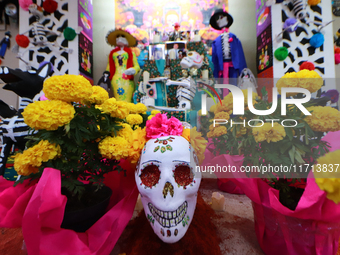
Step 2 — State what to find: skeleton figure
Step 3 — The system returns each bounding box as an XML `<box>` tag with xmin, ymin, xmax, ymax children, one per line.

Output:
<box><xmin>166</xmin><ymin>51</ymin><xmax>204</xmax><ymax>110</ymax></box>
<box><xmin>136</xmin><ymin>135</ymin><xmax>201</xmax><ymax>243</ymax></box>
<box><xmin>16</xmin><ymin>4</ymin><xmax>72</xmax><ymax>60</ymax></box>
<box><xmin>0</xmin><ymin>63</ymin><xmax>52</xmax><ymax>175</ymax></box>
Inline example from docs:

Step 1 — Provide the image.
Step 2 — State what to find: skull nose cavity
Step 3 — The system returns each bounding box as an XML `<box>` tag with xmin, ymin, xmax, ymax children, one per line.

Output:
<box><xmin>163</xmin><ymin>182</ymin><xmax>174</xmax><ymax>198</ymax></box>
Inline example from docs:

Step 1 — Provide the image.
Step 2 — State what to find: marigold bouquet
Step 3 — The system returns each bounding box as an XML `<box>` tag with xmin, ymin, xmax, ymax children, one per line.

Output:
<box><xmin>204</xmin><ymin>70</ymin><xmax>340</xmax><ymax>209</ymax></box>
<box><xmin>14</xmin><ymin>74</ymin><xmax>148</xmax><ymax>199</ymax></box>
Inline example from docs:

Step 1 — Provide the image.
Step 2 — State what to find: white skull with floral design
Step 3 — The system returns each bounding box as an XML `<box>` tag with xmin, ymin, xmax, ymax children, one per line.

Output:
<box><xmin>135</xmin><ymin>135</ymin><xmax>201</xmax><ymax>243</ymax></box>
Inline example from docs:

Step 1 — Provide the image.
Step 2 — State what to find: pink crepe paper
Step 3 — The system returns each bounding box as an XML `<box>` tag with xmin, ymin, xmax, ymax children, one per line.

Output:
<box><xmin>201</xmin><ymin>139</ymin><xmax>244</xmax><ymax>194</ymax></box>
<box><xmin>0</xmin><ymin>159</ymin><xmax>138</xmax><ymax>255</ymax></box>
<box><xmin>228</xmin><ymin>130</ymin><xmax>340</xmax><ymax>255</ymax></box>
<box><xmin>146</xmin><ymin>113</ymin><xmax>183</xmax><ymax>139</ymax></box>
<box><xmin>19</xmin><ymin>0</ymin><xmax>33</xmax><ymax>11</ymax></box>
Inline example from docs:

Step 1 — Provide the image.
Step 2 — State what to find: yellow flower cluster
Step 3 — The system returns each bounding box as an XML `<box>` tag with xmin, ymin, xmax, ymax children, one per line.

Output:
<box><xmin>82</xmin><ymin>86</ymin><xmax>109</xmax><ymax>105</ymax></box>
<box><xmin>305</xmin><ymin>106</ymin><xmax>340</xmax><ymax>132</ymax></box>
<box><xmin>101</xmin><ymin>98</ymin><xmax>130</xmax><ymax>119</ymax></box>
<box><xmin>43</xmin><ymin>75</ymin><xmax>93</xmax><ymax>102</ymax></box>
<box><xmin>23</xmin><ymin>100</ymin><xmax>75</xmax><ymax>130</ymax></box>
<box><xmin>214</xmin><ymin>111</ymin><xmax>230</xmax><ymax>120</ymax></box>
<box><xmin>128</xmin><ymin>127</ymin><xmax>147</xmax><ymax>164</ymax></box>
<box><xmin>148</xmin><ymin>110</ymin><xmax>161</xmax><ymax>120</ymax></box>
<box><xmin>98</xmin><ymin>136</ymin><xmax>130</xmax><ymax>160</ymax></box>
<box><xmin>252</xmin><ymin>123</ymin><xmax>286</xmax><ymax>143</ymax></box>
<box><xmin>14</xmin><ymin>140</ymin><xmax>61</xmax><ymax>176</ymax></box>
<box><xmin>126</xmin><ymin>114</ymin><xmax>143</xmax><ymax>125</ymax></box>
<box><xmin>276</xmin><ymin>70</ymin><xmax>323</xmax><ymax>94</ymax></box>
<box><xmin>100</xmin><ymin>123</ymin><xmax>147</xmax><ymax>164</ymax></box>
<box><xmin>314</xmin><ymin>150</ymin><xmax>340</xmax><ymax>203</ymax></box>
<box><xmin>189</xmin><ymin>127</ymin><xmax>208</xmax><ymax>165</ymax></box>
<box><xmin>207</xmin><ymin>124</ymin><xmax>227</xmax><ymax>138</ymax></box>
<box><xmin>129</xmin><ymin>102</ymin><xmax>147</xmax><ymax>114</ymax></box>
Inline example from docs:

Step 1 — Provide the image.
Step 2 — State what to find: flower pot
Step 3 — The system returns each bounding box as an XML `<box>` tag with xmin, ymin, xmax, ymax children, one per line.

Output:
<box><xmin>252</xmin><ymin>201</ymin><xmax>340</xmax><ymax>255</ymax></box>
<box><xmin>61</xmin><ymin>185</ymin><xmax>113</xmax><ymax>232</ymax></box>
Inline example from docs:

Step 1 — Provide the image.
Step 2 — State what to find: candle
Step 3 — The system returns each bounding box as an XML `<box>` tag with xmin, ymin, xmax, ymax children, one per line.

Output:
<box><xmin>153</xmin><ymin>34</ymin><xmax>160</xmax><ymax>44</ymax></box>
<box><xmin>211</xmin><ymin>192</ymin><xmax>225</xmax><ymax>211</ymax></box>
<box><xmin>143</xmin><ymin>71</ymin><xmax>150</xmax><ymax>84</ymax></box>
<box><xmin>202</xmin><ymin>69</ymin><xmax>209</xmax><ymax>79</ymax></box>
<box><xmin>134</xmin><ymin>194</ymin><xmax>144</xmax><ymax>212</ymax></box>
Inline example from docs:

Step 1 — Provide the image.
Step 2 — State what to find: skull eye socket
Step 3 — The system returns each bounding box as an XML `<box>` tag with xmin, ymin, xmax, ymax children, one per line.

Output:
<box><xmin>140</xmin><ymin>165</ymin><xmax>160</xmax><ymax>188</ymax></box>
<box><xmin>174</xmin><ymin>165</ymin><xmax>193</xmax><ymax>187</ymax></box>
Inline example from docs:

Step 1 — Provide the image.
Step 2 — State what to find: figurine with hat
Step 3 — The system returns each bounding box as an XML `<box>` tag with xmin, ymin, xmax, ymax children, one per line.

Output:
<box><xmin>102</xmin><ymin>28</ymin><xmax>140</xmax><ymax>102</ymax></box>
<box><xmin>0</xmin><ymin>31</ymin><xmax>11</xmax><ymax>59</ymax></box>
<box><xmin>210</xmin><ymin>9</ymin><xmax>247</xmax><ymax>96</ymax></box>
<box><xmin>169</xmin><ymin>22</ymin><xmax>182</xmax><ymax>41</ymax></box>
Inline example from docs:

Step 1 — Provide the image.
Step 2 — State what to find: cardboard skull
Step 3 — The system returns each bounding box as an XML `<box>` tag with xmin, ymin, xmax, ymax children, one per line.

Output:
<box><xmin>180</xmin><ymin>51</ymin><xmax>203</xmax><ymax>69</ymax></box>
<box><xmin>135</xmin><ymin>135</ymin><xmax>201</xmax><ymax>243</ymax></box>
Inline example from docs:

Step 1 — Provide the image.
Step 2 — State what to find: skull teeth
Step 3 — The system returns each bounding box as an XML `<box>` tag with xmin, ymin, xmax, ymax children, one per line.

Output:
<box><xmin>148</xmin><ymin>201</ymin><xmax>188</xmax><ymax>228</ymax></box>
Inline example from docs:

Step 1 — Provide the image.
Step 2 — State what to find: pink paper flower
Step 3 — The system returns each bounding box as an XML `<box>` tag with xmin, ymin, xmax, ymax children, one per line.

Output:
<box><xmin>146</xmin><ymin>113</ymin><xmax>183</xmax><ymax>139</ymax></box>
<box><xmin>167</xmin><ymin>116</ymin><xmax>184</xmax><ymax>136</ymax></box>
<box><xmin>19</xmin><ymin>0</ymin><xmax>33</xmax><ymax>11</ymax></box>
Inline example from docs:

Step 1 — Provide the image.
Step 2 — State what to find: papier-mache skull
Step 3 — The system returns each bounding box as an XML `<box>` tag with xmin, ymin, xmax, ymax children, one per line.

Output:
<box><xmin>135</xmin><ymin>114</ymin><xmax>202</xmax><ymax>243</ymax></box>
<box><xmin>180</xmin><ymin>51</ymin><xmax>203</xmax><ymax>69</ymax></box>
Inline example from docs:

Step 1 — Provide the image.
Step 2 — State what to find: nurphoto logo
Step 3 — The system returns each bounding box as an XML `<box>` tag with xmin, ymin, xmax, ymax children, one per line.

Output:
<box><xmin>200</xmin><ymin>84</ymin><xmax>312</xmax><ymax>128</ymax></box>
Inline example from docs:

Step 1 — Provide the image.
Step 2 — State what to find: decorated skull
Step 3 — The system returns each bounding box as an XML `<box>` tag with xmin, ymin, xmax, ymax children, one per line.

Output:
<box><xmin>135</xmin><ymin>134</ymin><xmax>201</xmax><ymax>243</ymax></box>
<box><xmin>180</xmin><ymin>51</ymin><xmax>203</xmax><ymax>69</ymax></box>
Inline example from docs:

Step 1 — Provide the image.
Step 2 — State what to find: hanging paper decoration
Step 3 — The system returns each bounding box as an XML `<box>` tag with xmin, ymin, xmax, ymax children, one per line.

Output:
<box><xmin>308</xmin><ymin>0</ymin><xmax>321</xmax><ymax>6</ymax></box>
<box><xmin>19</xmin><ymin>0</ymin><xmax>33</xmax><ymax>11</ymax></box>
<box><xmin>15</xmin><ymin>34</ymin><xmax>30</xmax><ymax>48</ymax></box>
<box><xmin>299</xmin><ymin>61</ymin><xmax>315</xmax><ymax>71</ymax></box>
<box><xmin>63</xmin><ymin>27</ymin><xmax>77</xmax><ymax>41</ymax></box>
<box><xmin>274</xmin><ymin>47</ymin><xmax>289</xmax><ymax>61</ymax></box>
<box><xmin>310</xmin><ymin>33</ymin><xmax>324</xmax><ymax>48</ymax></box>
<box><xmin>43</xmin><ymin>0</ymin><xmax>58</xmax><ymax>13</ymax></box>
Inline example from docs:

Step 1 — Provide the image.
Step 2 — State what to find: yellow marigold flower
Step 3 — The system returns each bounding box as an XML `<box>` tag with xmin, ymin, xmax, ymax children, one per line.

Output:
<box><xmin>14</xmin><ymin>140</ymin><xmax>61</xmax><ymax>176</ymax></box>
<box><xmin>314</xmin><ymin>150</ymin><xmax>340</xmax><ymax>203</ymax></box>
<box><xmin>23</xmin><ymin>100</ymin><xmax>75</xmax><ymax>130</ymax></box>
<box><xmin>276</xmin><ymin>72</ymin><xmax>299</xmax><ymax>95</ymax></box>
<box><xmin>101</xmin><ymin>98</ymin><xmax>130</xmax><ymax>119</ymax></box>
<box><xmin>305</xmin><ymin>106</ymin><xmax>340</xmax><ymax>132</ymax></box>
<box><xmin>126</xmin><ymin>114</ymin><xmax>143</xmax><ymax>125</ymax></box>
<box><xmin>43</xmin><ymin>75</ymin><xmax>93</xmax><ymax>102</ymax></box>
<box><xmin>182</xmin><ymin>128</ymin><xmax>190</xmax><ymax>142</ymax></box>
<box><xmin>297</xmin><ymin>69</ymin><xmax>323</xmax><ymax>93</ymax></box>
<box><xmin>207</xmin><ymin>126</ymin><xmax>227</xmax><ymax>138</ymax></box>
<box><xmin>190</xmin><ymin>127</ymin><xmax>208</xmax><ymax>165</ymax></box>
<box><xmin>14</xmin><ymin>154</ymin><xmax>39</xmax><ymax>176</ymax></box>
<box><xmin>148</xmin><ymin>115</ymin><xmax>155</xmax><ymax>120</ymax></box>
<box><xmin>214</xmin><ymin>111</ymin><xmax>230</xmax><ymax>120</ymax></box>
<box><xmin>129</xmin><ymin>103</ymin><xmax>147</xmax><ymax>114</ymax></box>
<box><xmin>117</xmin><ymin>123</ymin><xmax>133</xmax><ymax>141</ymax></box>
<box><xmin>128</xmin><ymin>127</ymin><xmax>147</xmax><ymax>164</ymax></box>
<box><xmin>82</xmin><ymin>86</ymin><xmax>109</xmax><ymax>105</ymax></box>
<box><xmin>151</xmin><ymin>110</ymin><xmax>161</xmax><ymax>115</ymax></box>
<box><xmin>98</xmin><ymin>136</ymin><xmax>130</xmax><ymax>160</ymax></box>
<box><xmin>252</xmin><ymin>123</ymin><xmax>286</xmax><ymax>143</ymax></box>
<box><xmin>209</xmin><ymin>104</ymin><xmax>216</xmax><ymax>113</ymax></box>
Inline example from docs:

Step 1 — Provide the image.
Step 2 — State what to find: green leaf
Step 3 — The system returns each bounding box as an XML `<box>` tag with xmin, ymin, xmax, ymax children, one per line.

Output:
<box><xmin>288</xmin><ymin>146</ymin><xmax>296</xmax><ymax>164</ymax></box>
<box><xmin>285</xmin><ymin>127</ymin><xmax>293</xmax><ymax>141</ymax></box>
<box><xmin>294</xmin><ymin>150</ymin><xmax>305</xmax><ymax>164</ymax></box>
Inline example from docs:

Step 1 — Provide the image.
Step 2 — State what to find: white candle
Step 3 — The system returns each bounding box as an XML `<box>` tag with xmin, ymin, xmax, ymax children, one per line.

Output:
<box><xmin>202</xmin><ymin>69</ymin><xmax>209</xmax><ymax>79</ymax></box>
<box><xmin>153</xmin><ymin>34</ymin><xmax>160</xmax><ymax>44</ymax></box>
<box><xmin>143</xmin><ymin>71</ymin><xmax>150</xmax><ymax>85</ymax></box>
<box><xmin>211</xmin><ymin>192</ymin><xmax>225</xmax><ymax>211</ymax></box>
